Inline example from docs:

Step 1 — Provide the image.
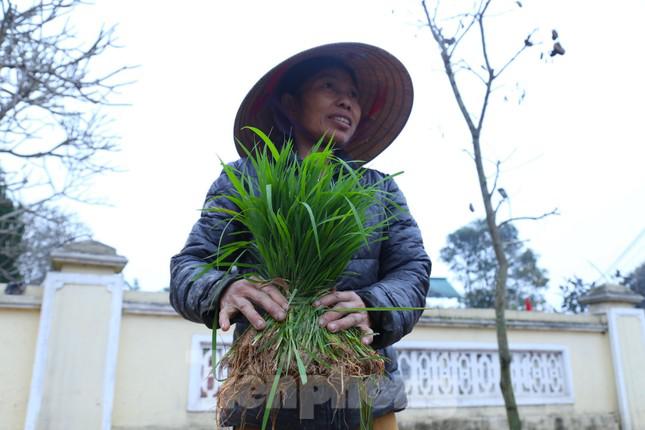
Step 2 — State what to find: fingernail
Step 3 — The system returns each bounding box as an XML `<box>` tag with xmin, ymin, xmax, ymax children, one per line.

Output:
<box><xmin>278</xmin><ymin>312</ymin><xmax>286</xmax><ymax>320</ymax></box>
<box><xmin>329</xmin><ymin>323</ymin><xmax>336</xmax><ymax>331</ymax></box>
<box><xmin>313</xmin><ymin>301</ymin><xmax>320</xmax><ymax>307</ymax></box>
<box><xmin>319</xmin><ymin>318</ymin><xmax>325</xmax><ymax>326</ymax></box>
<box><xmin>257</xmin><ymin>320</ymin><xmax>265</xmax><ymax>329</ymax></box>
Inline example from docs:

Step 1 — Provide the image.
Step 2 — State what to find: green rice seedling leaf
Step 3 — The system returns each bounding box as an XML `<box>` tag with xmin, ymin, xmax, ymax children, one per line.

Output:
<box><xmin>293</xmin><ymin>340</ymin><xmax>308</xmax><ymax>384</ymax></box>
<box><xmin>244</xmin><ymin>126</ymin><xmax>280</xmax><ymax>160</ymax></box>
<box><xmin>334</xmin><ymin>156</ymin><xmax>360</xmax><ymax>181</ymax></box>
<box><xmin>211</xmin><ymin>312</ymin><xmax>218</xmax><ymax>382</ymax></box>
<box><xmin>205</xmin><ymin>206</ymin><xmax>242</xmax><ymax>218</ymax></box>
<box><xmin>265</xmin><ymin>184</ymin><xmax>273</xmax><ymax>214</ymax></box>
<box><xmin>234</xmin><ymin>137</ymin><xmax>255</xmax><ymax>159</ymax></box>
<box><xmin>301</xmin><ymin>201</ymin><xmax>321</xmax><ymax>259</ymax></box>
<box><xmin>211</xmin><ymin>240</ymin><xmax>250</xmax><ymax>265</ymax></box>
<box><xmin>344</xmin><ymin>196</ymin><xmax>368</xmax><ymax>245</ymax></box>
<box><xmin>333</xmin><ymin>306</ymin><xmax>431</xmax><ymax>312</ymax></box>
<box><xmin>359</xmin><ymin>380</ymin><xmax>374</xmax><ymax>430</ymax></box>
<box><xmin>222</xmin><ymin>166</ymin><xmax>249</xmax><ymax>200</ymax></box>
<box><xmin>261</xmin><ymin>360</ymin><xmax>283</xmax><ymax>430</ymax></box>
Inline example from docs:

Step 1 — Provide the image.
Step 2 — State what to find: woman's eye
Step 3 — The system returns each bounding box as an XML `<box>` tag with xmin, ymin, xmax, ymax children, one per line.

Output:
<box><xmin>323</xmin><ymin>81</ymin><xmax>334</xmax><ymax>89</ymax></box>
<box><xmin>350</xmin><ymin>90</ymin><xmax>359</xmax><ymax>99</ymax></box>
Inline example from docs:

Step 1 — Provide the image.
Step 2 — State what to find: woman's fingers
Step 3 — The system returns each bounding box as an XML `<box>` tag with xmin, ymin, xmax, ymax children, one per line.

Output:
<box><xmin>220</xmin><ymin>281</ymin><xmax>371</xmax><ymax>337</ymax></box>
<box><xmin>242</xmin><ymin>284</ymin><xmax>287</xmax><ymax>321</ymax></box>
<box><xmin>218</xmin><ymin>278</ymin><xmax>289</xmax><ymax>331</ymax></box>
<box><xmin>323</xmin><ymin>312</ymin><xmax>373</xmax><ymax>345</ymax></box>
<box><xmin>220</xmin><ymin>294</ymin><xmax>267</xmax><ymax>331</ymax></box>
<box><xmin>314</xmin><ymin>290</ymin><xmax>372</xmax><ymax>339</ymax></box>
<box><xmin>218</xmin><ymin>305</ymin><xmax>234</xmax><ymax>331</ymax></box>
<box><xmin>318</xmin><ymin>300</ymin><xmax>356</xmax><ymax>326</ymax></box>
<box><xmin>325</xmin><ymin>312</ymin><xmax>367</xmax><ymax>332</ymax></box>
<box><xmin>314</xmin><ymin>290</ymin><xmax>361</xmax><ymax>308</ymax></box>
<box><xmin>258</xmin><ymin>282</ymin><xmax>290</xmax><ymax>311</ymax></box>
<box><xmin>235</xmin><ymin>298</ymin><xmax>267</xmax><ymax>330</ymax></box>
<box><xmin>360</xmin><ymin>323</ymin><xmax>374</xmax><ymax>345</ymax></box>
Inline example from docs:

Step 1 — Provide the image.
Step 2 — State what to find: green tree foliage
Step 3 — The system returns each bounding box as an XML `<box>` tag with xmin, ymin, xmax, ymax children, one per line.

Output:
<box><xmin>560</xmin><ymin>263</ymin><xmax>645</xmax><ymax>314</ymax></box>
<box><xmin>440</xmin><ymin>219</ymin><xmax>548</xmax><ymax>309</ymax></box>
<box><xmin>625</xmin><ymin>262</ymin><xmax>645</xmax><ymax>309</ymax></box>
<box><xmin>0</xmin><ymin>174</ymin><xmax>24</xmax><ymax>282</ymax></box>
<box><xmin>0</xmin><ymin>170</ymin><xmax>89</xmax><ymax>284</ymax></box>
<box><xmin>559</xmin><ymin>277</ymin><xmax>592</xmax><ymax>314</ymax></box>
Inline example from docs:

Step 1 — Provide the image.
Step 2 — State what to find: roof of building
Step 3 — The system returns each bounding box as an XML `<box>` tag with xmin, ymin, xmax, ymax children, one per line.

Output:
<box><xmin>428</xmin><ymin>277</ymin><xmax>461</xmax><ymax>299</ymax></box>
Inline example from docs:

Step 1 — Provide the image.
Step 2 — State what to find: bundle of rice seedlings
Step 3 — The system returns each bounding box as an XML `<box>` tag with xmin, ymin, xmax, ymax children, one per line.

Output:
<box><xmin>202</xmin><ymin>127</ymin><xmax>398</xmax><ymax>430</ymax></box>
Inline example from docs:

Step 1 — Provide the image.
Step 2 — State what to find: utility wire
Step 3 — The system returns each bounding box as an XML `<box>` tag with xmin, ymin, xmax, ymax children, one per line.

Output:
<box><xmin>600</xmin><ymin>227</ymin><xmax>645</xmax><ymax>282</ymax></box>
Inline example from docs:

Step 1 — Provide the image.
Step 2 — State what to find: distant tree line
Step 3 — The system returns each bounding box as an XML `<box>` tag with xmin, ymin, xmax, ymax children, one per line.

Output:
<box><xmin>441</xmin><ymin>219</ymin><xmax>549</xmax><ymax>309</ymax></box>
<box><xmin>560</xmin><ymin>264</ymin><xmax>645</xmax><ymax>313</ymax></box>
<box><xmin>441</xmin><ymin>218</ymin><xmax>645</xmax><ymax>313</ymax></box>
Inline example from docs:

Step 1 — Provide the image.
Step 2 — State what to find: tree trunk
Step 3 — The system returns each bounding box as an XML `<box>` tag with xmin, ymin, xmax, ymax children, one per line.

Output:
<box><xmin>474</xmin><ymin>135</ymin><xmax>522</xmax><ymax>430</ymax></box>
<box><xmin>493</xmin><ymin>251</ymin><xmax>521</xmax><ymax>429</ymax></box>
<box><xmin>421</xmin><ymin>1</ymin><xmax>525</xmax><ymax>425</ymax></box>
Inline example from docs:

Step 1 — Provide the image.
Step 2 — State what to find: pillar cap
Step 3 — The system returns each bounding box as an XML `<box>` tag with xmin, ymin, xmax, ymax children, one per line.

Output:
<box><xmin>50</xmin><ymin>240</ymin><xmax>128</xmax><ymax>273</ymax></box>
<box><xmin>580</xmin><ymin>283</ymin><xmax>643</xmax><ymax>308</ymax></box>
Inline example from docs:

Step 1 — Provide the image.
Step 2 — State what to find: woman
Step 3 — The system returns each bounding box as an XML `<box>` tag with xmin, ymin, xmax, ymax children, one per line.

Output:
<box><xmin>170</xmin><ymin>42</ymin><xmax>431</xmax><ymax>430</ymax></box>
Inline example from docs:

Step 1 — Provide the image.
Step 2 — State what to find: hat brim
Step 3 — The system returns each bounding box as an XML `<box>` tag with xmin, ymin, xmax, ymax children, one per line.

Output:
<box><xmin>234</xmin><ymin>42</ymin><xmax>413</xmax><ymax>164</ymax></box>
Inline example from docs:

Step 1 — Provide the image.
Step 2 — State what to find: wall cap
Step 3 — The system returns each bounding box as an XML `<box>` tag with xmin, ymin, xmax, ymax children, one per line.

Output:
<box><xmin>579</xmin><ymin>283</ymin><xmax>643</xmax><ymax>306</ymax></box>
<box><xmin>418</xmin><ymin>308</ymin><xmax>606</xmax><ymax>332</ymax></box>
<box><xmin>50</xmin><ymin>240</ymin><xmax>128</xmax><ymax>273</ymax></box>
<box><xmin>0</xmin><ymin>285</ymin><xmax>42</xmax><ymax>309</ymax></box>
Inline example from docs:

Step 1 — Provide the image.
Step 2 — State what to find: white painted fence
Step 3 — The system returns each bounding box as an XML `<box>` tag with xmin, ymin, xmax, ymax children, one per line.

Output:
<box><xmin>187</xmin><ymin>337</ymin><xmax>573</xmax><ymax>412</ymax></box>
<box><xmin>396</xmin><ymin>341</ymin><xmax>573</xmax><ymax>408</ymax></box>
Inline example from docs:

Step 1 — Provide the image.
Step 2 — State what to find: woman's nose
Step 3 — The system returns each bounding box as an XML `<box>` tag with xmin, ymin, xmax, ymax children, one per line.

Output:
<box><xmin>336</xmin><ymin>93</ymin><xmax>355</xmax><ymax>110</ymax></box>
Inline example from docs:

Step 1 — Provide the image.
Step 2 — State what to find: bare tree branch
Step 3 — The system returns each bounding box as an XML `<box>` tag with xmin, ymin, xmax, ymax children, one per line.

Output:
<box><xmin>446</xmin><ymin>11</ymin><xmax>479</xmax><ymax>57</ymax></box>
<box><xmin>490</xmin><ymin>160</ymin><xmax>501</xmax><ymax>199</ymax></box>
<box><xmin>475</xmin><ymin>1</ymin><xmax>494</xmax><ymax>134</ymax></box>
<box><xmin>498</xmin><ymin>208</ymin><xmax>560</xmax><ymax>229</ymax></box>
<box><xmin>0</xmin><ymin>0</ymin><xmax>133</xmax><ymax>204</ymax></box>
<box><xmin>455</xmin><ymin>60</ymin><xmax>488</xmax><ymax>85</ymax></box>
<box><xmin>495</xmin><ymin>29</ymin><xmax>538</xmax><ymax>78</ymax></box>
<box><xmin>421</xmin><ymin>0</ymin><xmax>477</xmax><ymax>134</ymax></box>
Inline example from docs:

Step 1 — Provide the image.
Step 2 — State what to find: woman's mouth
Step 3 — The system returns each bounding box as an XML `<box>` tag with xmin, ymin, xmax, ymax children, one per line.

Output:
<box><xmin>329</xmin><ymin>115</ymin><xmax>352</xmax><ymax>128</ymax></box>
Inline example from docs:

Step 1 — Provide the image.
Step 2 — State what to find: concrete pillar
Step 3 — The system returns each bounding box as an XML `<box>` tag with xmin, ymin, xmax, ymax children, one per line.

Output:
<box><xmin>580</xmin><ymin>283</ymin><xmax>643</xmax><ymax>314</ymax></box>
<box><xmin>24</xmin><ymin>240</ymin><xmax>127</xmax><ymax>430</ymax></box>
<box><xmin>581</xmin><ymin>283</ymin><xmax>645</xmax><ymax>430</ymax></box>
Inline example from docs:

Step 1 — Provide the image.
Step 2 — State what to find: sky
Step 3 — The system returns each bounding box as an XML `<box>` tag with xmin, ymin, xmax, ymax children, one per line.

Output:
<box><xmin>50</xmin><ymin>0</ymin><xmax>645</xmax><ymax>306</ymax></box>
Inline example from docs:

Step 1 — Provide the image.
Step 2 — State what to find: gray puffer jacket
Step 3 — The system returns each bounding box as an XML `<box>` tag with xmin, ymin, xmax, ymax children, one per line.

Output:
<box><xmin>170</xmin><ymin>155</ymin><xmax>431</xmax><ymax>429</ymax></box>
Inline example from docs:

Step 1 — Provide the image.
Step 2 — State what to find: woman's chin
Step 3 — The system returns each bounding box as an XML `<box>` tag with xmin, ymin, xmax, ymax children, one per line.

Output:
<box><xmin>328</xmin><ymin>133</ymin><xmax>354</xmax><ymax>148</ymax></box>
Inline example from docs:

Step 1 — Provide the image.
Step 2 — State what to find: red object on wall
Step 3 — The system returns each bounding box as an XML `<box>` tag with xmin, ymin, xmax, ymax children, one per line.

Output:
<box><xmin>524</xmin><ymin>297</ymin><xmax>533</xmax><ymax>311</ymax></box>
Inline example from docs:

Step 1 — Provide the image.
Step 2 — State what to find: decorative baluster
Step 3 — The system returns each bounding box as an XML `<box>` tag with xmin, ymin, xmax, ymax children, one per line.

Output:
<box><xmin>393</xmin><ymin>346</ymin><xmax>568</xmax><ymax>407</ymax></box>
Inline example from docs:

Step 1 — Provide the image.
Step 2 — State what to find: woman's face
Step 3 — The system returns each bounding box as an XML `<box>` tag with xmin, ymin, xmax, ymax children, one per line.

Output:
<box><xmin>285</xmin><ymin>67</ymin><xmax>362</xmax><ymax>152</ymax></box>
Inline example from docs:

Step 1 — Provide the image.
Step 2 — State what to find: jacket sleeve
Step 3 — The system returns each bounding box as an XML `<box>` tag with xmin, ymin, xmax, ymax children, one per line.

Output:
<box><xmin>169</xmin><ymin>162</ymin><xmax>243</xmax><ymax>328</ymax></box>
<box><xmin>354</xmin><ymin>177</ymin><xmax>431</xmax><ymax>349</ymax></box>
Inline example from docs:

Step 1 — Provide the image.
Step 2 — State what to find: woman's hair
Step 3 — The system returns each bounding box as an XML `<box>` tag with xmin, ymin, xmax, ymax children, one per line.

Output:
<box><xmin>276</xmin><ymin>56</ymin><xmax>358</xmax><ymax>97</ymax></box>
<box><xmin>271</xmin><ymin>56</ymin><xmax>358</xmax><ymax>140</ymax></box>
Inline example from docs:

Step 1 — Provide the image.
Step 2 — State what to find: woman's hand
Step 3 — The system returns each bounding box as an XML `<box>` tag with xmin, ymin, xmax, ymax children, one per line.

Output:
<box><xmin>314</xmin><ymin>291</ymin><xmax>373</xmax><ymax>345</ymax></box>
<box><xmin>218</xmin><ymin>278</ymin><xmax>289</xmax><ymax>331</ymax></box>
